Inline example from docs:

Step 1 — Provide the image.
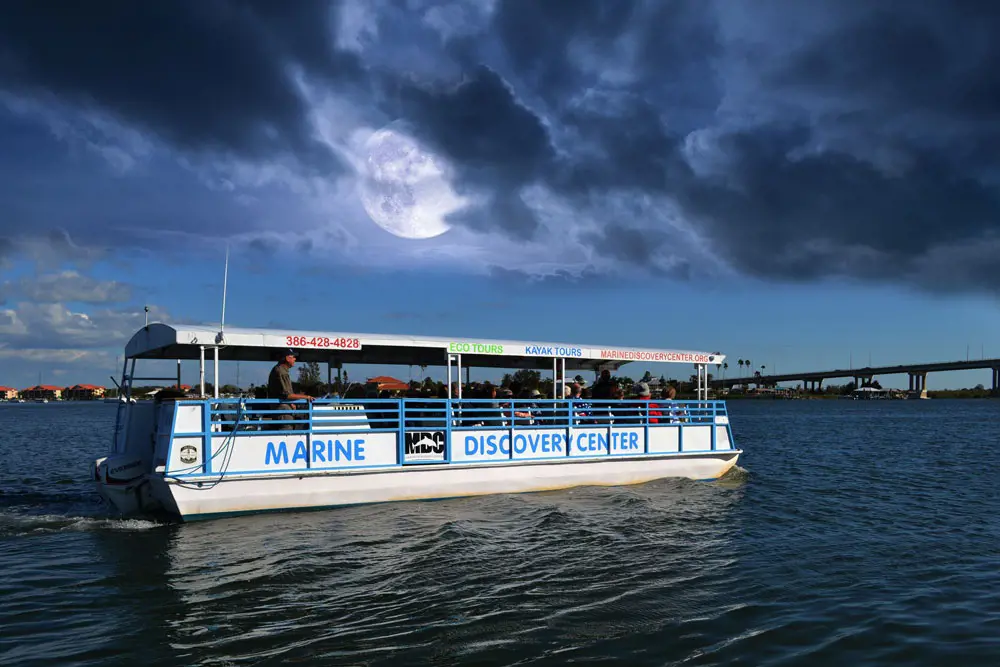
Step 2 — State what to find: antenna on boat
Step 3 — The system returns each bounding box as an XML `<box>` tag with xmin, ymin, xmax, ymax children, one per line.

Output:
<box><xmin>216</xmin><ymin>244</ymin><xmax>230</xmax><ymax>344</ymax></box>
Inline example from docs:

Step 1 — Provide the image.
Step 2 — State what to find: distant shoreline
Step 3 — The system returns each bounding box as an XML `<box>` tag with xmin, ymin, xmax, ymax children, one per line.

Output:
<box><xmin>720</xmin><ymin>390</ymin><xmax>997</xmax><ymax>400</ymax></box>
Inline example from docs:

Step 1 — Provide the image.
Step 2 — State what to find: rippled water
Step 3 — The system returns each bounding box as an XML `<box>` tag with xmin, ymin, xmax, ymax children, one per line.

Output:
<box><xmin>3</xmin><ymin>400</ymin><xmax>1000</xmax><ymax>666</ymax></box>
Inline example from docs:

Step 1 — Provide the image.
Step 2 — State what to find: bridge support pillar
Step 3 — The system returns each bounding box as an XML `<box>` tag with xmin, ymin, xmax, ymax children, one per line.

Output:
<box><xmin>908</xmin><ymin>372</ymin><xmax>927</xmax><ymax>395</ymax></box>
<box><xmin>907</xmin><ymin>372</ymin><xmax>928</xmax><ymax>397</ymax></box>
<box><xmin>993</xmin><ymin>368</ymin><xmax>999</xmax><ymax>393</ymax></box>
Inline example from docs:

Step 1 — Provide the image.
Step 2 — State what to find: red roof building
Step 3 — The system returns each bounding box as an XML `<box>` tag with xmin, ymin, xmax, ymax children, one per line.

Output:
<box><xmin>0</xmin><ymin>386</ymin><xmax>18</xmax><ymax>400</ymax></box>
<box><xmin>367</xmin><ymin>376</ymin><xmax>409</xmax><ymax>392</ymax></box>
<box><xmin>22</xmin><ymin>385</ymin><xmax>63</xmax><ymax>400</ymax></box>
<box><xmin>65</xmin><ymin>384</ymin><xmax>107</xmax><ymax>400</ymax></box>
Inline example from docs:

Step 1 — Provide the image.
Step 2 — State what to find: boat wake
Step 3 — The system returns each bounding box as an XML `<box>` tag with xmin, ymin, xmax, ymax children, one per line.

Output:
<box><xmin>0</xmin><ymin>486</ymin><xmax>166</xmax><ymax>536</ymax></box>
<box><xmin>0</xmin><ymin>509</ymin><xmax>164</xmax><ymax>536</ymax></box>
<box><xmin>722</xmin><ymin>465</ymin><xmax>751</xmax><ymax>481</ymax></box>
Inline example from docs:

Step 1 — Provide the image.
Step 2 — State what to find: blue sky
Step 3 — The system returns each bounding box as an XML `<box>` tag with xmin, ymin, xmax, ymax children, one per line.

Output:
<box><xmin>2</xmin><ymin>1</ymin><xmax>1000</xmax><ymax>391</ymax></box>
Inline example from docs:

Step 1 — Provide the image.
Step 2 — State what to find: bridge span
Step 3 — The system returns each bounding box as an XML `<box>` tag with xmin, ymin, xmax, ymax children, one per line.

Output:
<box><xmin>711</xmin><ymin>358</ymin><xmax>1000</xmax><ymax>394</ymax></box>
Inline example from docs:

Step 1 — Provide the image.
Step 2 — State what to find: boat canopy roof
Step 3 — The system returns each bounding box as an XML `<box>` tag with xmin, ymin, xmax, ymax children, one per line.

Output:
<box><xmin>125</xmin><ymin>323</ymin><xmax>725</xmax><ymax>371</ymax></box>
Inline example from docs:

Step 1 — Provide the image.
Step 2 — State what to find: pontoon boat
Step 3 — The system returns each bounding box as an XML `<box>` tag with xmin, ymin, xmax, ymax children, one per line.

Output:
<box><xmin>93</xmin><ymin>324</ymin><xmax>741</xmax><ymax>521</ymax></box>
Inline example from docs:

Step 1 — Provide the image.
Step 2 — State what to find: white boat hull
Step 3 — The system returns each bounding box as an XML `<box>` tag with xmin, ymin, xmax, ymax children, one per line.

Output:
<box><xmin>143</xmin><ymin>451</ymin><xmax>741</xmax><ymax>521</ymax></box>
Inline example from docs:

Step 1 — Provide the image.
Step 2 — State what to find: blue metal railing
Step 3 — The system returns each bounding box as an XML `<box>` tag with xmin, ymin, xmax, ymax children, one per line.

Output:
<box><xmin>197</xmin><ymin>398</ymin><xmax>722</xmax><ymax>431</ymax></box>
<box><xmin>164</xmin><ymin>398</ymin><xmax>733</xmax><ymax>478</ymax></box>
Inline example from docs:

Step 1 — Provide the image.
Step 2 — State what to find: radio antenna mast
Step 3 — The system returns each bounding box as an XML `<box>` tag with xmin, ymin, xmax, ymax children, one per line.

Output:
<box><xmin>217</xmin><ymin>245</ymin><xmax>230</xmax><ymax>344</ymax></box>
<box><xmin>221</xmin><ymin>245</ymin><xmax>230</xmax><ymax>330</ymax></box>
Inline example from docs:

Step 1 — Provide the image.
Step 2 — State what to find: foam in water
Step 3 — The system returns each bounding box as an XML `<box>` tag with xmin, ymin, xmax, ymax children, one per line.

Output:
<box><xmin>0</xmin><ymin>510</ymin><xmax>163</xmax><ymax>535</ymax></box>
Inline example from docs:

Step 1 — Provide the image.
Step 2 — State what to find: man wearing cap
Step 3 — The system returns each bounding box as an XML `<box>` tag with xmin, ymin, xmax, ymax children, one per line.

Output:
<box><xmin>267</xmin><ymin>349</ymin><xmax>313</xmax><ymax>430</ymax></box>
<box><xmin>635</xmin><ymin>382</ymin><xmax>662</xmax><ymax>424</ymax></box>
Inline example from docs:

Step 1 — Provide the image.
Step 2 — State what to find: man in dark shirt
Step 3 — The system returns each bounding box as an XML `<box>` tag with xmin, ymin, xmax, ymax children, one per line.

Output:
<box><xmin>591</xmin><ymin>369</ymin><xmax>613</xmax><ymax>400</ymax></box>
<box><xmin>267</xmin><ymin>349</ymin><xmax>313</xmax><ymax>430</ymax></box>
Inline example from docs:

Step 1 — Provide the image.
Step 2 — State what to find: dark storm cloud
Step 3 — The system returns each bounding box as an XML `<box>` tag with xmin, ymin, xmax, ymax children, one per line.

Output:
<box><xmin>3</xmin><ymin>0</ymin><xmax>1000</xmax><ymax>292</ymax></box>
<box><xmin>580</xmin><ymin>224</ymin><xmax>665</xmax><ymax>267</ymax></box>
<box><xmin>395</xmin><ymin>66</ymin><xmax>555</xmax><ymax>188</ymax></box>
<box><xmin>475</xmin><ymin>0</ymin><xmax>1000</xmax><ymax>291</ymax></box>
<box><xmin>675</xmin><ymin>126</ymin><xmax>1000</xmax><ymax>282</ymax></box>
<box><xmin>390</xmin><ymin>65</ymin><xmax>554</xmax><ymax>239</ymax></box>
<box><xmin>0</xmin><ymin>0</ymin><xmax>355</xmax><ymax>170</ymax></box>
<box><xmin>447</xmin><ymin>189</ymin><xmax>541</xmax><ymax>240</ymax></box>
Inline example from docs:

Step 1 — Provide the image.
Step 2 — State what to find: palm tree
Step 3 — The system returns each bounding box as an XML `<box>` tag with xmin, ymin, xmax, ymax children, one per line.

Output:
<box><xmin>723</xmin><ymin>362</ymin><xmax>728</xmax><ymax>380</ymax></box>
<box><xmin>738</xmin><ymin>358</ymin><xmax>744</xmax><ymax>373</ymax></box>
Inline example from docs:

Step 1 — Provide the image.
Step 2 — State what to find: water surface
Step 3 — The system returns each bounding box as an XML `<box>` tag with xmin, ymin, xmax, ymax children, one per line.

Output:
<box><xmin>2</xmin><ymin>400</ymin><xmax>1000</xmax><ymax>665</ymax></box>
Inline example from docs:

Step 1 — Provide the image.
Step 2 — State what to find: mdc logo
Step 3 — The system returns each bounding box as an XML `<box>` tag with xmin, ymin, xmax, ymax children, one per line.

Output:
<box><xmin>405</xmin><ymin>431</ymin><xmax>445</xmax><ymax>455</ymax></box>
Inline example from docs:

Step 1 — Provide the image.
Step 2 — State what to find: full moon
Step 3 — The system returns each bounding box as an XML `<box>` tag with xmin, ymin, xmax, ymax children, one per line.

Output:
<box><xmin>359</xmin><ymin>125</ymin><xmax>465</xmax><ymax>239</ymax></box>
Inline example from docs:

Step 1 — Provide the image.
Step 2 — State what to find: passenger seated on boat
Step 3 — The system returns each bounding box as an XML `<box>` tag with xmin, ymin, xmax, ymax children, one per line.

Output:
<box><xmin>606</xmin><ymin>385</ymin><xmax>626</xmax><ymax>424</ymax></box>
<box><xmin>478</xmin><ymin>383</ymin><xmax>504</xmax><ymax>427</ymax></box>
<box><xmin>662</xmin><ymin>386</ymin><xmax>686</xmax><ymax>423</ymax></box>
<box><xmin>635</xmin><ymin>382</ymin><xmax>662</xmax><ymax>424</ymax></box>
<box><xmin>266</xmin><ymin>348</ymin><xmax>313</xmax><ymax>430</ymax></box>
<box><xmin>613</xmin><ymin>385</ymin><xmax>644</xmax><ymax>424</ymax></box>
<box><xmin>513</xmin><ymin>389</ymin><xmax>541</xmax><ymax>426</ymax></box>
<box><xmin>497</xmin><ymin>388</ymin><xmax>514</xmax><ymax>426</ymax></box>
<box><xmin>591</xmin><ymin>370</ymin><xmax>614</xmax><ymax>400</ymax></box>
<box><xmin>568</xmin><ymin>383</ymin><xmax>589</xmax><ymax>425</ymax></box>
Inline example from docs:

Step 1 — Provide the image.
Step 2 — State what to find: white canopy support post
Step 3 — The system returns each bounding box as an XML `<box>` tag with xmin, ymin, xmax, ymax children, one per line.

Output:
<box><xmin>560</xmin><ymin>358</ymin><xmax>566</xmax><ymax>397</ymax></box>
<box><xmin>552</xmin><ymin>357</ymin><xmax>558</xmax><ymax>398</ymax></box>
<box><xmin>446</xmin><ymin>353</ymin><xmax>454</xmax><ymax>396</ymax></box>
<box><xmin>213</xmin><ymin>346</ymin><xmax>220</xmax><ymax>398</ymax></box>
<box><xmin>199</xmin><ymin>345</ymin><xmax>206</xmax><ymax>396</ymax></box>
<box><xmin>456</xmin><ymin>354</ymin><xmax>463</xmax><ymax>399</ymax></box>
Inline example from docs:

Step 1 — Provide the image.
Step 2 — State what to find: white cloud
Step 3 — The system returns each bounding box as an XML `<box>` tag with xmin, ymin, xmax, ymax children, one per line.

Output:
<box><xmin>2</xmin><ymin>230</ymin><xmax>107</xmax><ymax>270</ymax></box>
<box><xmin>0</xmin><ymin>298</ymin><xmax>171</xmax><ymax>387</ymax></box>
<box><xmin>0</xmin><ymin>301</ymin><xmax>169</xmax><ymax>350</ymax></box>
<box><xmin>0</xmin><ymin>347</ymin><xmax>107</xmax><ymax>364</ymax></box>
<box><xmin>0</xmin><ymin>308</ymin><xmax>28</xmax><ymax>335</ymax></box>
<box><xmin>1</xmin><ymin>270</ymin><xmax>131</xmax><ymax>303</ymax></box>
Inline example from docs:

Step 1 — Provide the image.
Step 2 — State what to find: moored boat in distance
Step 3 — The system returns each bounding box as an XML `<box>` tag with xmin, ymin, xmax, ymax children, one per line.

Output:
<box><xmin>93</xmin><ymin>324</ymin><xmax>741</xmax><ymax>521</ymax></box>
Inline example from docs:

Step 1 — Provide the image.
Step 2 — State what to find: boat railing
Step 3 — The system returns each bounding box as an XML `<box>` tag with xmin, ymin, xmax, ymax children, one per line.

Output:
<box><xmin>161</xmin><ymin>397</ymin><xmax>733</xmax><ymax>478</ymax></box>
<box><xmin>200</xmin><ymin>397</ymin><xmax>725</xmax><ymax>434</ymax></box>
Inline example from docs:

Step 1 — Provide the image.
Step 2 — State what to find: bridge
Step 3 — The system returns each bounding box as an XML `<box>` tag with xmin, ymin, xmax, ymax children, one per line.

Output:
<box><xmin>711</xmin><ymin>357</ymin><xmax>1000</xmax><ymax>396</ymax></box>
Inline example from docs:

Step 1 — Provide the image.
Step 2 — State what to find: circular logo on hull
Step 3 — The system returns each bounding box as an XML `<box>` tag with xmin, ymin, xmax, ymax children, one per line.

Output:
<box><xmin>179</xmin><ymin>445</ymin><xmax>198</xmax><ymax>464</ymax></box>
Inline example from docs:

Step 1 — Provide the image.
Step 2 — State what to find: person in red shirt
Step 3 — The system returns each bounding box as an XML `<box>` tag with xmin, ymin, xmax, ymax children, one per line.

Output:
<box><xmin>635</xmin><ymin>382</ymin><xmax>662</xmax><ymax>423</ymax></box>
